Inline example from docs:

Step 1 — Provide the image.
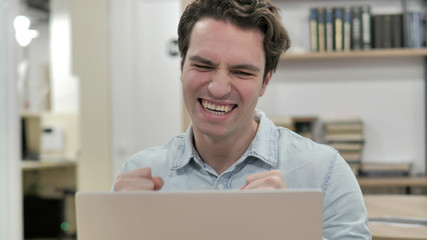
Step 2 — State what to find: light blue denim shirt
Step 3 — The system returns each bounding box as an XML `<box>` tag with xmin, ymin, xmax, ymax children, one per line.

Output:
<box><xmin>118</xmin><ymin>110</ymin><xmax>371</xmax><ymax>239</ymax></box>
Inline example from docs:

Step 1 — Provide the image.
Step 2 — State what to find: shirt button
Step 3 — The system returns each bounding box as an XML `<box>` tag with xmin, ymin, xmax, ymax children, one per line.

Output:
<box><xmin>218</xmin><ymin>184</ymin><xmax>225</xmax><ymax>190</ymax></box>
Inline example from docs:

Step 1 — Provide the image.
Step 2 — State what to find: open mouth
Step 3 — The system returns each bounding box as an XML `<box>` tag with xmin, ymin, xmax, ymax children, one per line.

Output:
<box><xmin>199</xmin><ymin>99</ymin><xmax>237</xmax><ymax>115</ymax></box>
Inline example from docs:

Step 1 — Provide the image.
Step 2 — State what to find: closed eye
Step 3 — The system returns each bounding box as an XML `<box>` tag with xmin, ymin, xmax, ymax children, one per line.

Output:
<box><xmin>194</xmin><ymin>64</ymin><xmax>214</xmax><ymax>71</ymax></box>
<box><xmin>232</xmin><ymin>70</ymin><xmax>254</xmax><ymax>77</ymax></box>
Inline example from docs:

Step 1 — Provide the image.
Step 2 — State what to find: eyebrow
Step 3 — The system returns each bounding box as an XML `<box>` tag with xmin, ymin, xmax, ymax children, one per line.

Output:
<box><xmin>189</xmin><ymin>55</ymin><xmax>218</xmax><ymax>67</ymax></box>
<box><xmin>230</xmin><ymin>64</ymin><xmax>261</xmax><ymax>73</ymax></box>
<box><xmin>189</xmin><ymin>55</ymin><xmax>261</xmax><ymax>73</ymax></box>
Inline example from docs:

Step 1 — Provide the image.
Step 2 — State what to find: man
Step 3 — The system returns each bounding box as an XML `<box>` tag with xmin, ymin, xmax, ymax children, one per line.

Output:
<box><xmin>114</xmin><ymin>0</ymin><xmax>371</xmax><ymax>239</ymax></box>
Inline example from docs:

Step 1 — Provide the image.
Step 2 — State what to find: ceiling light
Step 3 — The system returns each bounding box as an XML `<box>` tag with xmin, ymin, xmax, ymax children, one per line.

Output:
<box><xmin>14</xmin><ymin>15</ymin><xmax>39</xmax><ymax>47</ymax></box>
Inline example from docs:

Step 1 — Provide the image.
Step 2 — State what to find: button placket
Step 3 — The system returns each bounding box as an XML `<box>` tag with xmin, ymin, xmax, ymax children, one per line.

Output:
<box><xmin>215</xmin><ymin>173</ymin><xmax>230</xmax><ymax>190</ymax></box>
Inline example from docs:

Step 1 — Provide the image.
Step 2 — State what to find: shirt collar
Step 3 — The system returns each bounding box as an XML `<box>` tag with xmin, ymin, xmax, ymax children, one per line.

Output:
<box><xmin>171</xmin><ymin>125</ymin><xmax>196</xmax><ymax>169</ymax></box>
<box><xmin>171</xmin><ymin>110</ymin><xmax>278</xmax><ymax>170</ymax></box>
<box><xmin>246</xmin><ymin>110</ymin><xmax>278</xmax><ymax>167</ymax></box>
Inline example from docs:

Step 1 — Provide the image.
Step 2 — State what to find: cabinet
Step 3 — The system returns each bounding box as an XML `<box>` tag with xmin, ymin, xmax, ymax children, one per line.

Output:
<box><xmin>21</xmin><ymin>112</ymin><xmax>79</xmax><ymax>239</ymax></box>
<box><xmin>22</xmin><ymin>161</ymin><xmax>76</xmax><ymax>239</ymax></box>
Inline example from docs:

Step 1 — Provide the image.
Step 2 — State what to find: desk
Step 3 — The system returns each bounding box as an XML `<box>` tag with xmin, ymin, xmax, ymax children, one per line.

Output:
<box><xmin>364</xmin><ymin>195</ymin><xmax>427</xmax><ymax>240</ymax></box>
<box><xmin>22</xmin><ymin>159</ymin><xmax>76</xmax><ymax>171</ymax></box>
<box><xmin>22</xmin><ymin>159</ymin><xmax>77</xmax><ymax>237</ymax></box>
<box><xmin>358</xmin><ymin>177</ymin><xmax>427</xmax><ymax>194</ymax></box>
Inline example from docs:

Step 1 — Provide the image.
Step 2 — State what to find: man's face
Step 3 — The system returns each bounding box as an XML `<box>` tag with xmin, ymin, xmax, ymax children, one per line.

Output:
<box><xmin>181</xmin><ymin>18</ymin><xmax>272</xmax><ymax>141</ymax></box>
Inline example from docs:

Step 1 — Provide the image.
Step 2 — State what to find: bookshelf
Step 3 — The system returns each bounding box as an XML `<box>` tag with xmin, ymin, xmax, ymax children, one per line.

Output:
<box><xmin>270</xmin><ymin>0</ymin><xmax>427</xmax><ymax>174</ymax></box>
<box><xmin>358</xmin><ymin>176</ymin><xmax>427</xmax><ymax>188</ymax></box>
<box><xmin>281</xmin><ymin>48</ymin><xmax>427</xmax><ymax>60</ymax></box>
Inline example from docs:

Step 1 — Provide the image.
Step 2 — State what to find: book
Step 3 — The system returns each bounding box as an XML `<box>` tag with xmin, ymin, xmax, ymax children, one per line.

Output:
<box><xmin>383</xmin><ymin>14</ymin><xmax>393</xmax><ymax>48</ymax></box>
<box><xmin>340</xmin><ymin>151</ymin><xmax>363</xmax><ymax>162</ymax></box>
<box><xmin>324</xmin><ymin>118</ymin><xmax>363</xmax><ymax>127</ymax></box>
<box><xmin>309</xmin><ymin>8</ymin><xmax>318</xmax><ymax>52</ymax></box>
<box><xmin>373</xmin><ymin>14</ymin><xmax>404</xmax><ymax>49</ymax></box>
<box><xmin>391</xmin><ymin>14</ymin><xmax>403</xmax><ymax>48</ymax></box>
<box><xmin>361</xmin><ymin>5</ymin><xmax>372</xmax><ymax>49</ymax></box>
<box><xmin>326</xmin><ymin>7</ymin><xmax>334</xmax><ymax>51</ymax></box>
<box><xmin>412</xmin><ymin>12</ymin><xmax>423</xmax><ymax>48</ymax></box>
<box><xmin>423</xmin><ymin>13</ymin><xmax>427</xmax><ymax>47</ymax></box>
<box><xmin>325</xmin><ymin>133</ymin><xmax>364</xmax><ymax>142</ymax></box>
<box><xmin>324</xmin><ymin>118</ymin><xmax>365</xmax><ymax>173</ymax></box>
<box><xmin>403</xmin><ymin>11</ymin><xmax>409</xmax><ymax>47</ymax></box>
<box><xmin>334</xmin><ymin>8</ymin><xmax>344</xmax><ymax>51</ymax></box>
<box><xmin>325</xmin><ymin>123</ymin><xmax>363</xmax><ymax>132</ymax></box>
<box><xmin>329</xmin><ymin>142</ymin><xmax>364</xmax><ymax>151</ymax></box>
<box><xmin>372</xmin><ymin>15</ymin><xmax>383</xmax><ymax>48</ymax></box>
<box><xmin>351</xmin><ymin>6</ymin><xmax>362</xmax><ymax>50</ymax></box>
<box><xmin>317</xmin><ymin>8</ymin><xmax>326</xmax><ymax>52</ymax></box>
<box><xmin>343</xmin><ymin>7</ymin><xmax>352</xmax><ymax>51</ymax></box>
<box><xmin>309</xmin><ymin>5</ymin><xmax>378</xmax><ymax>51</ymax></box>
<box><xmin>405</xmin><ymin>12</ymin><xmax>423</xmax><ymax>48</ymax></box>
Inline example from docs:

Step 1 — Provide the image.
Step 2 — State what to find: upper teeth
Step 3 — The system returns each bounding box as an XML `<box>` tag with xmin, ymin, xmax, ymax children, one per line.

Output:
<box><xmin>202</xmin><ymin>100</ymin><xmax>233</xmax><ymax>113</ymax></box>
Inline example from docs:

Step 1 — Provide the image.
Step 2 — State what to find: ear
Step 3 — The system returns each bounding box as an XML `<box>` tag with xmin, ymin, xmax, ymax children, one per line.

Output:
<box><xmin>259</xmin><ymin>70</ymin><xmax>273</xmax><ymax>97</ymax></box>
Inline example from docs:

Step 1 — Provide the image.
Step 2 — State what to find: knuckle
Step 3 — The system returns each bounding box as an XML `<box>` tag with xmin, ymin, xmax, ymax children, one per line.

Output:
<box><xmin>264</xmin><ymin>177</ymin><xmax>276</xmax><ymax>185</ymax></box>
<box><xmin>114</xmin><ymin>178</ymin><xmax>126</xmax><ymax>191</ymax></box>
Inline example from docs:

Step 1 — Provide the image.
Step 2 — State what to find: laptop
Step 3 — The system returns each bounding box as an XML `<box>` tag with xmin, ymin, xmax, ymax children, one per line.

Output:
<box><xmin>76</xmin><ymin>190</ymin><xmax>323</xmax><ymax>240</ymax></box>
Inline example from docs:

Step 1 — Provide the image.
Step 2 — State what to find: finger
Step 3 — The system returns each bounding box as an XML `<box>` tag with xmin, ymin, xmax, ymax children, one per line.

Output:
<box><xmin>242</xmin><ymin>170</ymin><xmax>286</xmax><ymax>190</ymax></box>
<box><xmin>243</xmin><ymin>178</ymin><xmax>274</xmax><ymax>190</ymax></box>
<box><xmin>244</xmin><ymin>170</ymin><xmax>283</xmax><ymax>185</ymax></box>
<box><xmin>118</xmin><ymin>167</ymin><xmax>152</xmax><ymax>179</ymax></box>
<box><xmin>243</xmin><ymin>176</ymin><xmax>285</xmax><ymax>190</ymax></box>
<box><xmin>152</xmin><ymin>177</ymin><xmax>164</xmax><ymax>190</ymax></box>
<box><xmin>114</xmin><ymin>177</ymin><xmax>156</xmax><ymax>191</ymax></box>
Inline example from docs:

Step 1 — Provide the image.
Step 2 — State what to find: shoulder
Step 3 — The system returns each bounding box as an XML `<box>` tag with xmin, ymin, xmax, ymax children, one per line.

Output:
<box><xmin>276</xmin><ymin>126</ymin><xmax>339</xmax><ymax>162</ymax></box>
<box><xmin>120</xmin><ymin>134</ymin><xmax>186</xmax><ymax>174</ymax></box>
<box><xmin>275</xmin><ymin>126</ymin><xmax>348</xmax><ymax>188</ymax></box>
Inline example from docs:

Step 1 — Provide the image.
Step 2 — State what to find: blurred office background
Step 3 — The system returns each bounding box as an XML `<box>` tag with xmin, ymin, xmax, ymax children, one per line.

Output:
<box><xmin>1</xmin><ymin>0</ymin><xmax>426</xmax><ymax>239</ymax></box>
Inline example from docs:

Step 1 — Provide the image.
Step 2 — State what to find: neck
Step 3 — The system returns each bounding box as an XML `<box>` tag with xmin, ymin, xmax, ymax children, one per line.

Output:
<box><xmin>193</xmin><ymin>120</ymin><xmax>259</xmax><ymax>175</ymax></box>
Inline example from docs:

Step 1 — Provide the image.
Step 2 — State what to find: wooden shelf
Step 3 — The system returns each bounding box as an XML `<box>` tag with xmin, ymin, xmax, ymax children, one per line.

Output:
<box><xmin>281</xmin><ymin>48</ymin><xmax>427</xmax><ymax>60</ymax></box>
<box><xmin>357</xmin><ymin>176</ymin><xmax>427</xmax><ymax>188</ymax></box>
<box><xmin>22</xmin><ymin>159</ymin><xmax>76</xmax><ymax>171</ymax></box>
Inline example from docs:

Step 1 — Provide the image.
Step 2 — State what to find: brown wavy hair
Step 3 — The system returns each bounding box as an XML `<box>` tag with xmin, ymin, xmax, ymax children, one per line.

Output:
<box><xmin>178</xmin><ymin>0</ymin><xmax>291</xmax><ymax>79</ymax></box>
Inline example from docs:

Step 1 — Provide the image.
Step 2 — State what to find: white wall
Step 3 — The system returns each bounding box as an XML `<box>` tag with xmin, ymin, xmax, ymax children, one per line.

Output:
<box><xmin>259</xmin><ymin>57</ymin><xmax>425</xmax><ymax>174</ymax></box>
<box><xmin>0</xmin><ymin>0</ymin><xmax>23</xmax><ymax>238</ymax></box>
<box><xmin>258</xmin><ymin>0</ymin><xmax>426</xmax><ymax>174</ymax></box>
<box><xmin>50</xmin><ymin>0</ymin><xmax>79</xmax><ymax>113</ymax></box>
<box><xmin>27</xmin><ymin>22</ymin><xmax>50</xmax><ymax>111</ymax></box>
<box><xmin>110</xmin><ymin>0</ymin><xmax>182</xmax><ymax>179</ymax></box>
<box><xmin>15</xmin><ymin>5</ymin><xmax>50</xmax><ymax>112</ymax></box>
<box><xmin>72</xmin><ymin>0</ymin><xmax>112</xmax><ymax>191</ymax></box>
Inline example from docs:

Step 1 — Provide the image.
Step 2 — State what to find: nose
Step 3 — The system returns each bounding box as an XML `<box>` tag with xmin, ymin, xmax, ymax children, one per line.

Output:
<box><xmin>208</xmin><ymin>71</ymin><xmax>232</xmax><ymax>99</ymax></box>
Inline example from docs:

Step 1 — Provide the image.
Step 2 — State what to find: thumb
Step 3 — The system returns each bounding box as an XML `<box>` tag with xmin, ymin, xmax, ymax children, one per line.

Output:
<box><xmin>152</xmin><ymin>176</ymin><xmax>164</xmax><ymax>190</ymax></box>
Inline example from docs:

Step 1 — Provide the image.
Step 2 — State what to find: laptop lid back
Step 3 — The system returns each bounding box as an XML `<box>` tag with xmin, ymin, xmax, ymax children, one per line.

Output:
<box><xmin>76</xmin><ymin>190</ymin><xmax>322</xmax><ymax>240</ymax></box>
